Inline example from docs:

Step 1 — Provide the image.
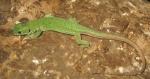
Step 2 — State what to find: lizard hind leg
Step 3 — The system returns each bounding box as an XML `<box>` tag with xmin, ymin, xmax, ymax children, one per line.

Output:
<box><xmin>74</xmin><ymin>34</ymin><xmax>90</xmax><ymax>48</ymax></box>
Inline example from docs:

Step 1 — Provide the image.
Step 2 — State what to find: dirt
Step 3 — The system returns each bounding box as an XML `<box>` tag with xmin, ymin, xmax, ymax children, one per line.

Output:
<box><xmin>0</xmin><ymin>0</ymin><xmax>150</xmax><ymax>79</ymax></box>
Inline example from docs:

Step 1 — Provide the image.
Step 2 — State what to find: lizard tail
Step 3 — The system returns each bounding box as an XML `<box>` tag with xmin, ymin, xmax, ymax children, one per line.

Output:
<box><xmin>83</xmin><ymin>30</ymin><xmax>146</xmax><ymax>76</ymax></box>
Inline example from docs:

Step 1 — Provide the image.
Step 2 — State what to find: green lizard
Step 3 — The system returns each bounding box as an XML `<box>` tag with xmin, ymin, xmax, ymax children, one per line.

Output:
<box><xmin>13</xmin><ymin>15</ymin><xmax>146</xmax><ymax>75</ymax></box>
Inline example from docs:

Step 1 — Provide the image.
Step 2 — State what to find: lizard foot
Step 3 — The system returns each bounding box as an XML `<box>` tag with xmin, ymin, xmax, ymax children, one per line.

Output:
<box><xmin>75</xmin><ymin>34</ymin><xmax>90</xmax><ymax>48</ymax></box>
<box><xmin>76</xmin><ymin>40</ymin><xmax>90</xmax><ymax>48</ymax></box>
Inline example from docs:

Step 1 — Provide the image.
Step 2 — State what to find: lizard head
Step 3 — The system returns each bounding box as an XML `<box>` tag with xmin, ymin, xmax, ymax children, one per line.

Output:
<box><xmin>13</xmin><ymin>22</ymin><xmax>34</xmax><ymax>36</ymax></box>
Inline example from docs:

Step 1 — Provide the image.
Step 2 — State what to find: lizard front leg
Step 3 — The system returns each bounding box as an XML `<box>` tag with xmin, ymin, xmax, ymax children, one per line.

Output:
<box><xmin>25</xmin><ymin>30</ymin><xmax>43</xmax><ymax>39</ymax></box>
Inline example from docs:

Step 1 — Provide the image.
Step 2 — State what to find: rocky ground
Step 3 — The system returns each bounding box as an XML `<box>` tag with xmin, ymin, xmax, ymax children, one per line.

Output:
<box><xmin>0</xmin><ymin>0</ymin><xmax>150</xmax><ymax>79</ymax></box>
